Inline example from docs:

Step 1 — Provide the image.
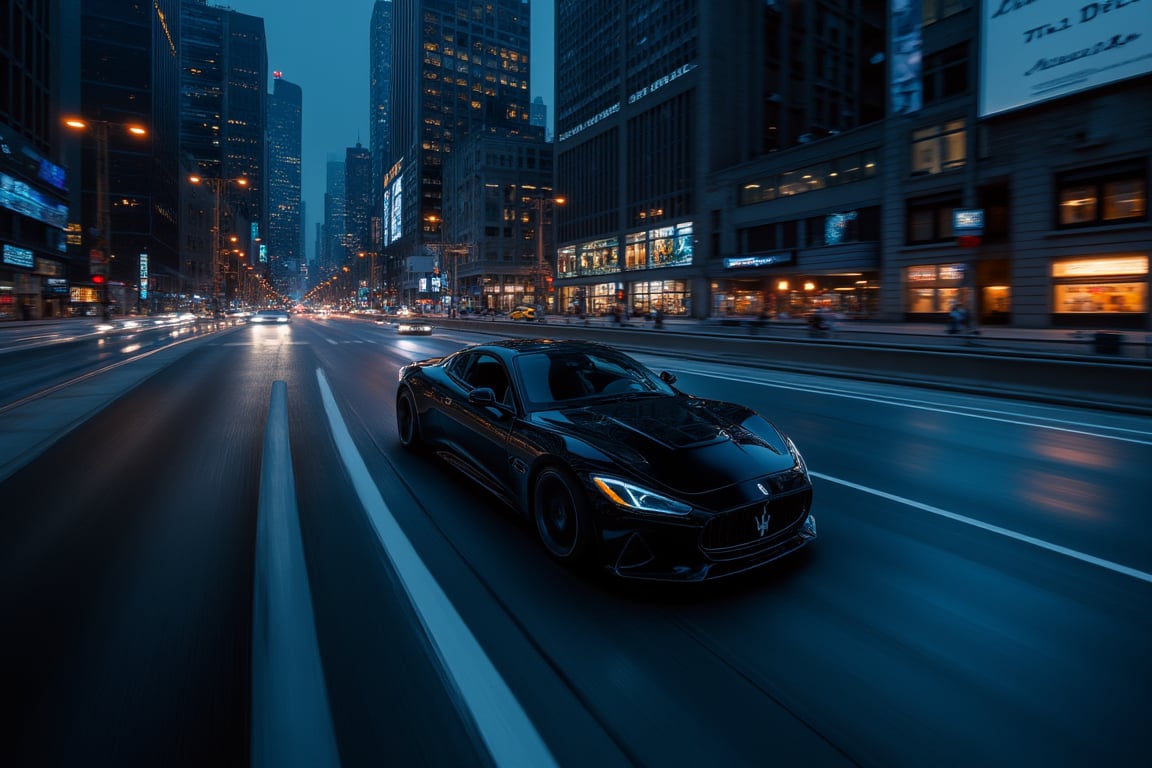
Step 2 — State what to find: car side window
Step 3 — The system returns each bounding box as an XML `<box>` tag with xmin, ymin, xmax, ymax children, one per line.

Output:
<box><xmin>459</xmin><ymin>353</ymin><xmax>511</xmax><ymax>405</ymax></box>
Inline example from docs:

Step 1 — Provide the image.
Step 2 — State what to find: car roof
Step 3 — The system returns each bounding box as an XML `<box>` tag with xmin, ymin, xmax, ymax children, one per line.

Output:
<box><xmin>461</xmin><ymin>338</ymin><xmax>616</xmax><ymax>359</ymax></box>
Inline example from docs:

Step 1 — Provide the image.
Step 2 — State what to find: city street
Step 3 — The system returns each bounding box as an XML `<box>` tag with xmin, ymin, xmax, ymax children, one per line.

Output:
<box><xmin>1</xmin><ymin>316</ymin><xmax>1149</xmax><ymax>766</ymax></box>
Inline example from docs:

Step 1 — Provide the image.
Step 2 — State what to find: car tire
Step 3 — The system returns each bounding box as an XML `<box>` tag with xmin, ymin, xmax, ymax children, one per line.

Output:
<box><xmin>533</xmin><ymin>466</ymin><xmax>592</xmax><ymax>564</ymax></box>
<box><xmin>396</xmin><ymin>387</ymin><xmax>424</xmax><ymax>452</ymax></box>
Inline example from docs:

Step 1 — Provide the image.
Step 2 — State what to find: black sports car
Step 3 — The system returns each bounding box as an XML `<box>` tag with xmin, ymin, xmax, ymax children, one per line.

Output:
<box><xmin>396</xmin><ymin>338</ymin><xmax>816</xmax><ymax>581</ymax></box>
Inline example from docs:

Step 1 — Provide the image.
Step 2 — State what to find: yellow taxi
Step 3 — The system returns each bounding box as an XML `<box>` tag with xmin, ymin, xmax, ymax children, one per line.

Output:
<box><xmin>510</xmin><ymin>305</ymin><xmax>538</xmax><ymax>321</ymax></box>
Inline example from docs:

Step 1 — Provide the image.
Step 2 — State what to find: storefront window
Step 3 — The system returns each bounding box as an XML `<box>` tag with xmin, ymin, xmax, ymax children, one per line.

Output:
<box><xmin>904</xmin><ymin>263</ymin><xmax>966</xmax><ymax>314</ymax></box>
<box><xmin>1054</xmin><ymin>283</ymin><xmax>1146</xmax><ymax>313</ymax></box>
<box><xmin>578</xmin><ymin>239</ymin><xmax>619</xmax><ymax>276</ymax></box>
<box><xmin>557</xmin><ymin>246</ymin><xmax>577</xmax><ymax>278</ymax></box>
<box><xmin>1052</xmin><ymin>255</ymin><xmax>1148</xmax><ymax>314</ymax></box>
<box><xmin>625</xmin><ymin>232</ymin><xmax>646</xmax><ymax>269</ymax></box>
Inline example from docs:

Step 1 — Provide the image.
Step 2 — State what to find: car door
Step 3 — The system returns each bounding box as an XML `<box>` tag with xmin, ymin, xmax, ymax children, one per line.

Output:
<box><xmin>440</xmin><ymin>352</ymin><xmax>518</xmax><ymax>496</ymax></box>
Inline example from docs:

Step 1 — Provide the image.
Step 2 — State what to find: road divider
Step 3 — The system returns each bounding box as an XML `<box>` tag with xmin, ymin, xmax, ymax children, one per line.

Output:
<box><xmin>251</xmin><ymin>380</ymin><xmax>341</xmax><ymax>768</ymax></box>
<box><xmin>315</xmin><ymin>367</ymin><xmax>558</xmax><ymax>768</ymax></box>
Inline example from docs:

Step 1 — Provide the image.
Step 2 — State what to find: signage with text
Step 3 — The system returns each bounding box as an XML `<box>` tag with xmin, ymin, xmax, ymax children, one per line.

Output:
<box><xmin>980</xmin><ymin>0</ymin><xmax>1152</xmax><ymax>117</ymax></box>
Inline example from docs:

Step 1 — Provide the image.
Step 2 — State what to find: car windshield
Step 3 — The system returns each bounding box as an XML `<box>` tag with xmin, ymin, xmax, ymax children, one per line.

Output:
<box><xmin>514</xmin><ymin>347</ymin><xmax>676</xmax><ymax>405</ymax></box>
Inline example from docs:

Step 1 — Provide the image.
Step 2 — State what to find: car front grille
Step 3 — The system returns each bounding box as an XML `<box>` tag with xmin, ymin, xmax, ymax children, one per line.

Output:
<box><xmin>700</xmin><ymin>488</ymin><xmax>812</xmax><ymax>557</ymax></box>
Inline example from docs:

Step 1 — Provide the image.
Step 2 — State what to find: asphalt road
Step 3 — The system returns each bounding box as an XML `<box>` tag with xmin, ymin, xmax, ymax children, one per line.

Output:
<box><xmin>1</xmin><ymin>316</ymin><xmax>1148</xmax><ymax>766</ymax></box>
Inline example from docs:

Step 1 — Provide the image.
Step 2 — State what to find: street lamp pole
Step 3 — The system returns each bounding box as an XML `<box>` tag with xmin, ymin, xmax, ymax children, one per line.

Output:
<box><xmin>190</xmin><ymin>173</ymin><xmax>247</xmax><ymax>318</ymax></box>
<box><xmin>64</xmin><ymin>118</ymin><xmax>148</xmax><ymax>319</ymax></box>
<box><xmin>532</xmin><ymin>193</ymin><xmax>565</xmax><ymax>315</ymax></box>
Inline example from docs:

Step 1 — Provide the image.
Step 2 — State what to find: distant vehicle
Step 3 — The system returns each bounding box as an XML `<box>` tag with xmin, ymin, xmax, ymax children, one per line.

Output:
<box><xmin>395</xmin><ymin>338</ymin><xmax>816</xmax><ymax>581</ymax></box>
<box><xmin>395</xmin><ymin>319</ymin><xmax>434</xmax><ymax>335</ymax></box>
<box><xmin>510</xmin><ymin>305</ymin><xmax>537</xmax><ymax>321</ymax></box>
<box><xmin>248</xmin><ymin>309</ymin><xmax>291</xmax><ymax>324</ymax></box>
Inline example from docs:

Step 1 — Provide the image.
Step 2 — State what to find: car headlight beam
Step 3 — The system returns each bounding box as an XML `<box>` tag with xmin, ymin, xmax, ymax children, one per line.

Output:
<box><xmin>592</xmin><ymin>476</ymin><xmax>692</xmax><ymax>516</ymax></box>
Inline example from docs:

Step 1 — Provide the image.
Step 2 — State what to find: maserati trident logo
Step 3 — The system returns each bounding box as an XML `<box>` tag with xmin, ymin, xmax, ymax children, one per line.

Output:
<box><xmin>757</xmin><ymin>482</ymin><xmax>770</xmax><ymax>496</ymax></box>
<box><xmin>755</xmin><ymin>507</ymin><xmax>771</xmax><ymax>537</ymax></box>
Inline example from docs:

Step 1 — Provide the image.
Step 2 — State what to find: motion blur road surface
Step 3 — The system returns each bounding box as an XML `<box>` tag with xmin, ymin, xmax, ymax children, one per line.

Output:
<box><xmin>1</xmin><ymin>315</ymin><xmax>1148</xmax><ymax>766</ymax></box>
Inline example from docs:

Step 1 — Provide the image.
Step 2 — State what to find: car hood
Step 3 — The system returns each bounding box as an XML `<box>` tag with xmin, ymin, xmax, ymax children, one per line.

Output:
<box><xmin>533</xmin><ymin>395</ymin><xmax>798</xmax><ymax>495</ymax></box>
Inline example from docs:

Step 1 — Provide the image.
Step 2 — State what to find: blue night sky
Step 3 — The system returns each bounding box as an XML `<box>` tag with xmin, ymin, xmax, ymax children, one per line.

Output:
<box><xmin>229</xmin><ymin>0</ymin><xmax>555</xmax><ymax>265</ymax></box>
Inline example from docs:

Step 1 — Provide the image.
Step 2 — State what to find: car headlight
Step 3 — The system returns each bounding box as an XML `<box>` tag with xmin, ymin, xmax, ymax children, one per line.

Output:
<box><xmin>592</xmin><ymin>476</ymin><xmax>692</xmax><ymax>516</ymax></box>
<box><xmin>784</xmin><ymin>435</ymin><xmax>809</xmax><ymax>477</ymax></box>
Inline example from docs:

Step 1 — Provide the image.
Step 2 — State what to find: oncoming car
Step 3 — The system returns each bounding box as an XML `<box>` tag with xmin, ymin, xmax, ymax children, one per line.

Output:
<box><xmin>395</xmin><ymin>339</ymin><xmax>816</xmax><ymax>581</ymax></box>
<box><xmin>396</xmin><ymin>319</ymin><xmax>434</xmax><ymax>335</ymax></box>
<box><xmin>248</xmin><ymin>309</ymin><xmax>291</xmax><ymax>324</ymax></box>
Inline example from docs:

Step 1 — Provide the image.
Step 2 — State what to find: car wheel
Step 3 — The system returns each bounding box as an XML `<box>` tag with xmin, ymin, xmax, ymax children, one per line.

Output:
<box><xmin>396</xmin><ymin>387</ymin><xmax>424</xmax><ymax>451</ymax></box>
<box><xmin>533</xmin><ymin>466</ymin><xmax>592</xmax><ymax>563</ymax></box>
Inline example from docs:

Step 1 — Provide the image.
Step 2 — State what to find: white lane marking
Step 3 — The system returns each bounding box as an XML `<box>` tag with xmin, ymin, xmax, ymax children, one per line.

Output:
<box><xmin>675</xmin><ymin>368</ymin><xmax>1152</xmax><ymax>446</ymax></box>
<box><xmin>316</xmin><ymin>368</ymin><xmax>558</xmax><ymax>767</ymax></box>
<box><xmin>811</xmin><ymin>471</ymin><xmax>1152</xmax><ymax>584</ymax></box>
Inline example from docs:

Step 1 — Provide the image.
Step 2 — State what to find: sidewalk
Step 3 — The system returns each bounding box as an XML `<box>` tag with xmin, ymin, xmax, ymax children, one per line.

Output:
<box><xmin>542</xmin><ymin>314</ymin><xmax>1152</xmax><ymax>359</ymax></box>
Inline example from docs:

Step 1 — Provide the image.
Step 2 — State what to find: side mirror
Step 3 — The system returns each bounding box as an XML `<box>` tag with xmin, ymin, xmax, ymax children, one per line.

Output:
<box><xmin>468</xmin><ymin>387</ymin><xmax>496</xmax><ymax>406</ymax></box>
<box><xmin>659</xmin><ymin>370</ymin><xmax>677</xmax><ymax>386</ymax></box>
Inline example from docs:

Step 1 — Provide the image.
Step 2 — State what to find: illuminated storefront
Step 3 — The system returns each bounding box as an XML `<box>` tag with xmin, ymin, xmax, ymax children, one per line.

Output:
<box><xmin>1051</xmin><ymin>254</ymin><xmax>1148</xmax><ymax>327</ymax></box>
<box><xmin>904</xmin><ymin>263</ymin><xmax>967</xmax><ymax>317</ymax></box>
<box><xmin>557</xmin><ymin>223</ymin><xmax>695</xmax><ymax>316</ymax></box>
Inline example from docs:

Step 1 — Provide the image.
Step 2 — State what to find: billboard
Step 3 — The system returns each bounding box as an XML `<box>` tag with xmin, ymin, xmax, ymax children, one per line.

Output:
<box><xmin>890</xmin><ymin>0</ymin><xmax>923</xmax><ymax>116</ymax></box>
<box><xmin>980</xmin><ymin>0</ymin><xmax>1152</xmax><ymax>117</ymax></box>
<box><xmin>389</xmin><ymin>177</ymin><xmax>403</xmax><ymax>244</ymax></box>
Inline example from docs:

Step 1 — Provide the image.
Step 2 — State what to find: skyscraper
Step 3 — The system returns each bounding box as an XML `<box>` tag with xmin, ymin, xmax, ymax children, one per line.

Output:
<box><xmin>1</xmin><ymin>0</ymin><xmax>74</xmax><ymax>319</ymax></box>
<box><xmin>180</xmin><ymin>2</ymin><xmax>267</xmax><ymax>299</ymax></box>
<box><xmin>370</xmin><ymin>1</ymin><xmax>393</xmax><ymax>208</ymax></box>
<box><xmin>267</xmin><ymin>73</ymin><xmax>303</xmax><ymax>297</ymax></box>
<box><xmin>66</xmin><ymin>0</ymin><xmax>182</xmax><ymax>309</ymax></box>
<box><xmin>386</xmin><ymin>0</ymin><xmax>533</xmax><ymax>297</ymax></box>
<box><xmin>553</xmin><ymin>0</ymin><xmax>886</xmax><ymax>319</ymax></box>
<box><xmin>343</xmin><ymin>141</ymin><xmax>370</xmax><ymax>297</ymax></box>
<box><xmin>320</xmin><ymin>157</ymin><xmax>345</xmax><ymax>279</ymax></box>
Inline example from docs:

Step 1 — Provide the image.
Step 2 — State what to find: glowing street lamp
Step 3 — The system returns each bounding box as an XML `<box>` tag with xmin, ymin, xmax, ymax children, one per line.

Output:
<box><xmin>530</xmin><ymin>193</ymin><xmax>565</xmax><ymax>314</ymax></box>
<box><xmin>64</xmin><ymin>117</ymin><xmax>149</xmax><ymax>318</ymax></box>
<box><xmin>190</xmin><ymin>173</ymin><xmax>249</xmax><ymax>318</ymax></box>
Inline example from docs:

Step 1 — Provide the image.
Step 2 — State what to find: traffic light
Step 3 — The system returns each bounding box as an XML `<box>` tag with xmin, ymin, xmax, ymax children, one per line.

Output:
<box><xmin>615</xmin><ymin>289</ymin><xmax>625</xmax><ymax>302</ymax></box>
<box><xmin>92</xmin><ymin>274</ymin><xmax>106</xmax><ymax>285</ymax></box>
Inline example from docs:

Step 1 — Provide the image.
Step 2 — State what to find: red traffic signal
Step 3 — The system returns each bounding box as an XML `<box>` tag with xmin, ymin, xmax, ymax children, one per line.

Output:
<box><xmin>615</xmin><ymin>289</ymin><xmax>625</xmax><ymax>301</ymax></box>
<box><xmin>92</xmin><ymin>274</ymin><xmax>106</xmax><ymax>285</ymax></box>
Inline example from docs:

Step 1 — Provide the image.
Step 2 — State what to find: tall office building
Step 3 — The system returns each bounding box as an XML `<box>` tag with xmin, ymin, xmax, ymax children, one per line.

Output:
<box><xmin>385</xmin><ymin>0</ymin><xmax>533</xmax><ymax>298</ymax></box>
<box><xmin>180</xmin><ymin>1</ymin><xmax>267</xmax><ymax>300</ymax></box>
<box><xmin>1</xmin><ymin>0</ymin><xmax>73</xmax><ymax>320</ymax></box>
<box><xmin>529</xmin><ymin>96</ymin><xmax>547</xmax><ymax>134</ymax></box>
<box><xmin>344</xmin><ymin>142</ymin><xmax>373</xmax><ymax>261</ymax></box>
<box><xmin>370</xmin><ymin>1</ymin><xmax>393</xmax><ymax>207</ymax></box>
<box><xmin>267</xmin><ymin>73</ymin><xmax>303</xmax><ymax>296</ymax></box>
<box><xmin>553</xmin><ymin>0</ymin><xmax>885</xmax><ymax>318</ymax></box>
<box><xmin>319</xmin><ymin>157</ymin><xmax>345</xmax><ymax>279</ymax></box>
<box><xmin>61</xmin><ymin>0</ymin><xmax>183</xmax><ymax>311</ymax></box>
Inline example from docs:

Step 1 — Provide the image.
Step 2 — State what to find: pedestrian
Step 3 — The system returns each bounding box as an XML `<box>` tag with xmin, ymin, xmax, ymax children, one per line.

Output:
<box><xmin>947</xmin><ymin>303</ymin><xmax>964</xmax><ymax>334</ymax></box>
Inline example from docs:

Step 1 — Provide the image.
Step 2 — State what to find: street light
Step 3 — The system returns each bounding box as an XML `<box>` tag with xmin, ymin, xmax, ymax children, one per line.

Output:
<box><xmin>189</xmin><ymin>173</ymin><xmax>249</xmax><ymax>318</ymax></box>
<box><xmin>530</xmin><ymin>193</ymin><xmax>565</xmax><ymax>315</ymax></box>
<box><xmin>64</xmin><ymin>117</ymin><xmax>148</xmax><ymax>319</ymax></box>
<box><xmin>425</xmin><ymin>213</ymin><xmax>455</xmax><ymax>315</ymax></box>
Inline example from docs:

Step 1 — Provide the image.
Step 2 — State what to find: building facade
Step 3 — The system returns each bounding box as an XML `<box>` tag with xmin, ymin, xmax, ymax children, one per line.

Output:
<box><xmin>384</xmin><ymin>0</ymin><xmax>533</xmax><ymax>302</ymax></box>
<box><xmin>180</xmin><ymin>1</ymin><xmax>267</xmax><ymax>311</ymax></box>
<box><xmin>442</xmin><ymin>131</ymin><xmax>556</xmax><ymax>313</ymax></box>
<box><xmin>370</xmin><ymin>0</ymin><xmax>393</xmax><ymax>208</ymax></box>
<box><xmin>1</xmin><ymin>0</ymin><xmax>73</xmax><ymax>320</ymax></box>
<box><xmin>266</xmin><ymin>73</ymin><xmax>303</xmax><ymax>297</ymax></box>
<box><xmin>555</xmin><ymin>0</ymin><xmax>1150</xmax><ymax>329</ymax></box>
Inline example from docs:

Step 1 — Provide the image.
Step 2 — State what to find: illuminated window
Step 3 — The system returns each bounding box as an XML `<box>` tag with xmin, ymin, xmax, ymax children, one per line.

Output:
<box><xmin>1056</xmin><ymin>165</ymin><xmax>1146</xmax><ymax>228</ymax></box>
<box><xmin>910</xmin><ymin>120</ymin><xmax>966</xmax><ymax>175</ymax></box>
